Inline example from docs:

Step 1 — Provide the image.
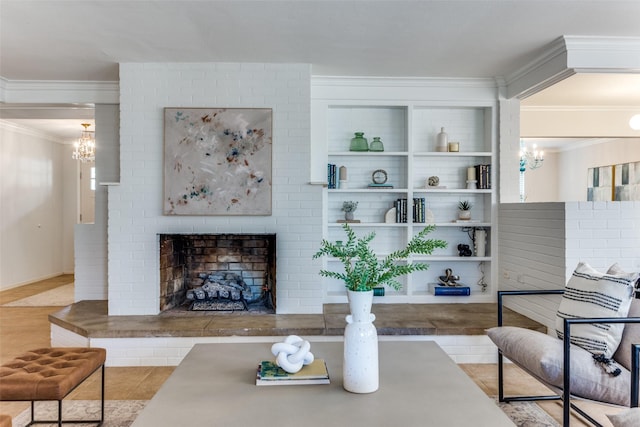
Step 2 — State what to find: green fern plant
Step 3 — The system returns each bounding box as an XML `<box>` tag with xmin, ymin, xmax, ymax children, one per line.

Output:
<box><xmin>313</xmin><ymin>223</ymin><xmax>447</xmax><ymax>292</ymax></box>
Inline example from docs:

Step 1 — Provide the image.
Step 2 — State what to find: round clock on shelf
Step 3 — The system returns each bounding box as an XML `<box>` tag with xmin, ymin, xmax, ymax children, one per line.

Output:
<box><xmin>372</xmin><ymin>169</ymin><xmax>388</xmax><ymax>185</ymax></box>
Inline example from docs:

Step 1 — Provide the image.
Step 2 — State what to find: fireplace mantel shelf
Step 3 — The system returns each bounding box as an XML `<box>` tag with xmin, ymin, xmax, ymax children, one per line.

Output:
<box><xmin>49</xmin><ymin>301</ymin><xmax>544</xmax><ymax>339</ymax></box>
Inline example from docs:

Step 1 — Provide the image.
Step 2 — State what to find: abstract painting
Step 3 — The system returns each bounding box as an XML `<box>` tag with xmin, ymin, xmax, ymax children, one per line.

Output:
<box><xmin>587</xmin><ymin>165</ymin><xmax>613</xmax><ymax>201</ymax></box>
<box><xmin>614</xmin><ymin>161</ymin><xmax>640</xmax><ymax>201</ymax></box>
<box><xmin>164</xmin><ymin>108</ymin><xmax>272</xmax><ymax>215</ymax></box>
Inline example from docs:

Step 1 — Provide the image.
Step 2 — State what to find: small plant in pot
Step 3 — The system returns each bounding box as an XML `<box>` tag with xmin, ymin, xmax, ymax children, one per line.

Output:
<box><xmin>341</xmin><ymin>201</ymin><xmax>358</xmax><ymax>221</ymax></box>
<box><xmin>458</xmin><ymin>200</ymin><xmax>472</xmax><ymax>220</ymax></box>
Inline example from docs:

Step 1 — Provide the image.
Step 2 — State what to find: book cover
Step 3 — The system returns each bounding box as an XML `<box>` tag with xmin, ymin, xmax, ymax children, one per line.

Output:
<box><xmin>429</xmin><ymin>284</ymin><xmax>471</xmax><ymax>296</ymax></box>
<box><xmin>256</xmin><ymin>359</ymin><xmax>330</xmax><ymax>385</ymax></box>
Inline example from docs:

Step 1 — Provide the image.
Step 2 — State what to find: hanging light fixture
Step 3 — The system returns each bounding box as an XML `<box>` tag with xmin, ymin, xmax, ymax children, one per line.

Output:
<box><xmin>518</xmin><ymin>140</ymin><xmax>544</xmax><ymax>202</ymax></box>
<box><xmin>72</xmin><ymin>123</ymin><xmax>96</xmax><ymax>162</ymax></box>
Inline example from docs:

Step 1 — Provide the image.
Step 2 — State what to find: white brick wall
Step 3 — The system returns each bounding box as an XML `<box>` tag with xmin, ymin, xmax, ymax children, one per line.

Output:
<box><xmin>108</xmin><ymin>63</ymin><xmax>323</xmax><ymax>315</ymax></box>
<box><xmin>50</xmin><ymin>326</ymin><xmax>498</xmax><ymax>366</ymax></box>
<box><xmin>499</xmin><ymin>201</ymin><xmax>640</xmax><ymax>332</ymax></box>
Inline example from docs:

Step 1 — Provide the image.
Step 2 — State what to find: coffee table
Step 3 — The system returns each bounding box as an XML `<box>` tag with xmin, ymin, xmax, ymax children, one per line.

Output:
<box><xmin>131</xmin><ymin>341</ymin><xmax>514</xmax><ymax>426</ymax></box>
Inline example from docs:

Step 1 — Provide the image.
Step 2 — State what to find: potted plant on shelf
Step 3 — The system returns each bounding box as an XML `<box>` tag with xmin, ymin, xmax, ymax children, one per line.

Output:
<box><xmin>341</xmin><ymin>201</ymin><xmax>358</xmax><ymax>221</ymax></box>
<box><xmin>313</xmin><ymin>223</ymin><xmax>447</xmax><ymax>394</ymax></box>
<box><xmin>458</xmin><ymin>200</ymin><xmax>472</xmax><ymax>220</ymax></box>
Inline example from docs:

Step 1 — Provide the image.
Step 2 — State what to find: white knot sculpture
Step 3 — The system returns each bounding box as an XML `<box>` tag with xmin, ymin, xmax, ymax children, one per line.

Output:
<box><xmin>270</xmin><ymin>335</ymin><xmax>315</xmax><ymax>373</ymax></box>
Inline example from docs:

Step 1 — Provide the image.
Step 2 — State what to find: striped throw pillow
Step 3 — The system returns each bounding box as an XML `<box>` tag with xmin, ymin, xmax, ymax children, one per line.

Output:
<box><xmin>556</xmin><ymin>262</ymin><xmax>638</xmax><ymax>362</ymax></box>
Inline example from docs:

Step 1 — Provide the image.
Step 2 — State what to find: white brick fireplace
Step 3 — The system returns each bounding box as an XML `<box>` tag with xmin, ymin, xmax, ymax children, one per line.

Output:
<box><xmin>107</xmin><ymin>63</ymin><xmax>324</xmax><ymax>315</ymax></box>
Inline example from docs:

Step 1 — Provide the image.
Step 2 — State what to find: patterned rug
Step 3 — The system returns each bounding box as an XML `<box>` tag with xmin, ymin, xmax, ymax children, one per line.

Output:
<box><xmin>13</xmin><ymin>399</ymin><xmax>558</xmax><ymax>427</ymax></box>
<box><xmin>12</xmin><ymin>400</ymin><xmax>147</xmax><ymax>427</ymax></box>
<box><xmin>2</xmin><ymin>283</ymin><xmax>74</xmax><ymax>307</ymax></box>
<box><xmin>498</xmin><ymin>400</ymin><xmax>560</xmax><ymax>427</ymax></box>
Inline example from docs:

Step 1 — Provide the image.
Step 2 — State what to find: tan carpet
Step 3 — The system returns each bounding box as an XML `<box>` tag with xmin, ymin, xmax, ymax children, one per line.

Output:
<box><xmin>2</xmin><ymin>283</ymin><xmax>74</xmax><ymax>307</ymax></box>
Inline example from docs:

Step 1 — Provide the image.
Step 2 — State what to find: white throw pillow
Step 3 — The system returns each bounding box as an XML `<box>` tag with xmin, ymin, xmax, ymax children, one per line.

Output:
<box><xmin>555</xmin><ymin>262</ymin><xmax>638</xmax><ymax>362</ymax></box>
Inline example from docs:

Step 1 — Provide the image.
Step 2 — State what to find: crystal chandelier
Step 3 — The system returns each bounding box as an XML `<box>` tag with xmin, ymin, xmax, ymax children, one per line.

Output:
<box><xmin>519</xmin><ymin>141</ymin><xmax>544</xmax><ymax>202</ymax></box>
<box><xmin>72</xmin><ymin>123</ymin><xmax>96</xmax><ymax>162</ymax></box>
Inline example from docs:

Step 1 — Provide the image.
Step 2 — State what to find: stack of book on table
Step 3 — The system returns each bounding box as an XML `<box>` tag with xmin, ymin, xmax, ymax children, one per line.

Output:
<box><xmin>256</xmin><ymin>359</ymin><xmax>330</xmax><ymax>386</ymax></box>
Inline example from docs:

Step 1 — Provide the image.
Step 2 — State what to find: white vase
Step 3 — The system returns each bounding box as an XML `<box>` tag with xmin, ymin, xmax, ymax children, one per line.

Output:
<box><xmin>458</xmin><ymin>210</ymin><xmax>471</xmax><ymax>220</ymax></box>
<box><xmin>343</xmin><ymin>289</ymin><xmax>379</xmax><ymax>393</ymax></box>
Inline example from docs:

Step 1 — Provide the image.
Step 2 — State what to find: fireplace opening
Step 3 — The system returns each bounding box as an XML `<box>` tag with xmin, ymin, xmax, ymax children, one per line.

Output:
<box><xmin>159</xmin><ymin>234</ymin><xmax>276</xmax><ymax>313</ymax></box>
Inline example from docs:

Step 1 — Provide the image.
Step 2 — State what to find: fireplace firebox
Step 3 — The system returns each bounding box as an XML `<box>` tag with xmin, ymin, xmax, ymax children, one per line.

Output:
<box><xmin>159</xmin><ymin>234</ymin><xmax>276</xmax><ymax>313</ymax></box>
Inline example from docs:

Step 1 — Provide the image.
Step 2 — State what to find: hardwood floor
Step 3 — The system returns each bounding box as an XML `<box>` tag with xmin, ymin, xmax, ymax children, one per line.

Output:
<box><xmin>0</xmin><ymin>275</ymin><xmax>620</xmax><ymax>425</ymax></box>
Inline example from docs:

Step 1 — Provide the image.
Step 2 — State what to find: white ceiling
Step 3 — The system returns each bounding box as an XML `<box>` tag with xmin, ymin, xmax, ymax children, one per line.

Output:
<box><xmin>1</xmin><ymin>0</ymin><xmax>639</xmax><ymax>142</ymax></box>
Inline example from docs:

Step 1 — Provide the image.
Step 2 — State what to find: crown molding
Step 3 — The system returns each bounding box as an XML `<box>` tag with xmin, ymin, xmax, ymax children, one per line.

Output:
<box><xmin>0</xmin><ymin>119</ymin><xmax>66</xmax><ymax>144</ymax></box>
<box><xmin>0</xmin><ymin>77</ymin><xmax>119</xmax><ymax>104</ymax></box>
<box><xmin>522</xmin><ymin>105</ymin><xmax>640</xmax><ymax>112</ymax></box>
<box><xmin>504</xmin><ymin>36</ymin><xmax>640</xmax><ymax>100</ymax></box>
<box><xmin>312</xmin><ymin>75</ymin><xmax>497</xmax><ymax>89</ymax></box>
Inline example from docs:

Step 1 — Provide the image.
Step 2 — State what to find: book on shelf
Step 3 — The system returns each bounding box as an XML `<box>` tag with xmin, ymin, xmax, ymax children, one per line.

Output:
<box><xmin>256</xmin><ymin>359</ymin><xmax>330</xmax><ymax>386</ymax></box>
<box><xmin>327</xmin><ymin>164</ymin><xmax>337</xmax><ymax>189</ymax></box>
<box><xmin>368</xmin><ymin>183</ymin><xmax>394</xmax><ymax>189</ymax></box>
<box><xmin>393</xmin><ymin>198</ymin><xmax>426</xmax><ymax>223</ymax></box>
<box><xmin>429</xmin><ymin>283</ymin><xmax>471</xmax><ymax>296</ymax></box>
<box><xmin>474</xmin><ymin>164</ymin><xmax>491</xmax><ymax>189</ymax></box>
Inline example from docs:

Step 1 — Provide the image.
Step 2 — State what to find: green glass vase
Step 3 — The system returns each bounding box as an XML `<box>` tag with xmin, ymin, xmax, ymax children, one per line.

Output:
<box><xmin>349</xmin><ymin>132</ymin><xmax>369</xmax><ymax>152</ymax></box>
<box><xmin>369</xmin><ymin>137</ymin><xmax>384</xmax><ymax>152</ymax></box>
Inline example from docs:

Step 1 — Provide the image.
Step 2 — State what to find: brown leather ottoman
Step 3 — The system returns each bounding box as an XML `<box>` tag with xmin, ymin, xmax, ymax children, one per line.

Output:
<box><xmin>0</xmin><ymin>414</ymin><xmax>11</xmax><ymax>427</ymax></box>
<box><xmin>0</xmin><ymin>347</ymin><xmax>105</xmax><ymax>426</ymax></box>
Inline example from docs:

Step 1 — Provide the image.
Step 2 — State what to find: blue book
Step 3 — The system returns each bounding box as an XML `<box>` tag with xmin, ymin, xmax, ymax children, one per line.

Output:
<box><xmin>430</xmin><ymin>285</ymin><xmax>471</xmax><ymax>296</ymax></box>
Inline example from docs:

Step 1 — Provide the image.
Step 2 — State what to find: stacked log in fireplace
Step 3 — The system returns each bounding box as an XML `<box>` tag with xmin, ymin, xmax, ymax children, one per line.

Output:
<box><xmin>186</xmin><ymin>272</ymin><xmax>268</xmax><ymax>311</ymax></box>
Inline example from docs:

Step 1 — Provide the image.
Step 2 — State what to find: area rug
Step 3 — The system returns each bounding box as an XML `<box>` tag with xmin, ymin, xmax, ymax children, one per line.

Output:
<box><xmin>2</xmin><ymin>283</ymin><xmax>74</xmax><ymax>307</ymax></box>
<box><xmin>12</xmin><ymin>399</ymin><xmax>558</xmax><ymax>427</ymax></box>
<box><xmin>12</xmin><ymin>400</ymin><xmax>147</xmax><ymax>427</ymax></box>
<box><xmin>498</xmin><ymin>400</ymin><xmax>560</xmax><ymax>427</ymax></box>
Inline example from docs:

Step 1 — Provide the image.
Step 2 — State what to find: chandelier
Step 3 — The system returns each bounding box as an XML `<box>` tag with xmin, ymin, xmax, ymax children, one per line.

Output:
<box><xmin>72</xmin><ymin>123</ymin><xmax>96</xmax><ymax>162</ymax></box>
<box><xmin>519</xmin><ymin>141</ymin><xmax>544</xmax><ymax>202</ymax></box>
<box><xmin>519</xmin><ymin>143</ymin><xmax>544</xmax><ymax>171</ymax></box>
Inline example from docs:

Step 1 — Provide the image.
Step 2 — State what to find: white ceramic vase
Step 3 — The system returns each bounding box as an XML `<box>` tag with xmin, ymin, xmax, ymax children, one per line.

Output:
<box><xmin>343</xmin><ymin>289</ymin><xmax>379</xmax><ymax>393</ymax></box>
<box><xmin>458</xmin><ymin>210</ymin><xmax>471</xmax><ymax>220</ymax></box>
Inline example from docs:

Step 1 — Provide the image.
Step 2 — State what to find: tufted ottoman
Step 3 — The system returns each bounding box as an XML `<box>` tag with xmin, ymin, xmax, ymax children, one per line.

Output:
<box><xmin>0</xmin><ymin>347</ymin><xmax>106</xmax><ymax>426</ymax></box>
<box><xmin>0</xmin><ymin>414</ymin><xmax>11</xmax><ymax>427</ymax></box>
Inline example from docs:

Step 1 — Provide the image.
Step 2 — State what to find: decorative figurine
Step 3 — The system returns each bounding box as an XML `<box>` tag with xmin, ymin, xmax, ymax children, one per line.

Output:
<box><xmin>438</xmin><ymin>268</ymin><xmax>461</xmax><ymax>286</ymax></box>
<box><xmin>457</xmin><ymin>244</ymin><xmax>472</xmax><ymax>257</ymax></box>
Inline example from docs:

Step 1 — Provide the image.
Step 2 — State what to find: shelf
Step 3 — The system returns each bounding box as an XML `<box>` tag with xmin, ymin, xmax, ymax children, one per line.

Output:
<box><xmin>418</xmin><ymin>222</ymin><xmax>491</xmax><ymax>228</ymax></box>
<box><xmin>329</xmin><ymin>222</ymin><xmax>491</xmax><ymax>228</ymax></box>
<box><xmin>320</xmin><ymin>99</ymin><xmax>496</xmax><ymax>306</ymax></box>
<box><xmin>413</xmin><ymin>151</ymin><xmax>492</xmax><ymax>157</ymax></box>
<box><xmin>329</xmin><ymin>222</ymin><xmax>407</xmax><ymax>227</ymax></box>
<box><xmin>412</xmin><ymin>256</ymin><xmax>492</xmax><ymax>262</ymax></box>
<box><xmin>328</xmin><ymin>151</ymin><xmax>409</xmax><ymax>157</ymax></box>
<box><xmin>413</xmin><ymin>188</ymin><xmax>492</xmax><ymax>194</ymax></box>
<box><xmin>328</xmin><ymin>188</ymin><xmax>409</xmax><ymax>193</ymax></box>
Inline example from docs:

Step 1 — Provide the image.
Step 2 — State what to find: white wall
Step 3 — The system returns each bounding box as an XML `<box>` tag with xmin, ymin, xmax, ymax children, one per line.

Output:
<box><xmin>498</xmin><ymin>201</ymin><xmax>640</xmax><ymax>333</ymax></box>
<box><xmin>558</xmin><ymin>138</ymin><xmax>640</xmax><ymax>201</ymax></box>
<box><xmin>522</xmin><ymin>150</ymin><xmax>559</xmax><ymax>202</ymax></box>
<box><xmin>74</xmin><ymin>104</ymin><xmax>119</xmax><ymax>301</ymax></box>
<box><xmin>108</xmin><ymin>63</ymin><xmax>322</xmax><ymax>315</ymax></box>
<box><xmin>0</xmin><ymin>121</ymin><xmax>74</xmax><ymax>289</ymax></box>
<box><xmin>520</xmin><ymin>138</ymin><xmax>640</xmax><ymax>202</ymax></box>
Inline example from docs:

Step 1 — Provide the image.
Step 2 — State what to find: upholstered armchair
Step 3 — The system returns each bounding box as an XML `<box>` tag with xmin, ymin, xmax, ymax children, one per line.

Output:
<box><xmin>489</xmin><ymin>289</ymin><xmax>640</xmax><ymax>427</ymax></box>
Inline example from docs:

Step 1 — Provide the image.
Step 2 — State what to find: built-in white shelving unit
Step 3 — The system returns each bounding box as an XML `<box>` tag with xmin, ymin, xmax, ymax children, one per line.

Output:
<box><xmin>314</xmin><ymin>92</ymin><xmax>498</xmax><ymax>304</ymax></box>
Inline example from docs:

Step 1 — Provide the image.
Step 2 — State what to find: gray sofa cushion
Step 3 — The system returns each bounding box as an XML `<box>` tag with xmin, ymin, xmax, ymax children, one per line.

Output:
<box><xmin>487</xmin><ymin>326</ymin><xmax>631</xmax><ymax>406</ymax></box>
<box><xmin>613</xmin><ymin>298</ymin><xmax>640</xmax><ymax>372</ymax></box>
